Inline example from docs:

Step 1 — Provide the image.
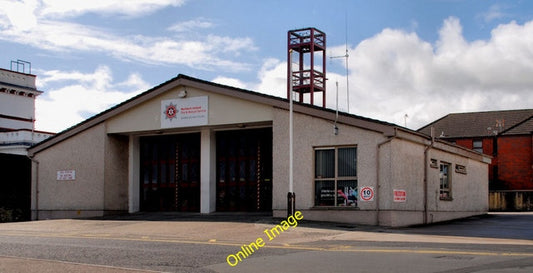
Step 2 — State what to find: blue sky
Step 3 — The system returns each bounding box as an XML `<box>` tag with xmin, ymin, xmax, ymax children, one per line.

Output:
<box><xmin>1</xmin><ymin>0</ymin><xmax>533</xmax><ymax>132</ymax></box>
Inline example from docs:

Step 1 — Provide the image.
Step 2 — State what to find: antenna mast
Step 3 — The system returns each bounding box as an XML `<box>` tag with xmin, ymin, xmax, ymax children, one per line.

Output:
<box><xmin>330</xmin><ymin>14</ymin><xmax>350</xmax><ymax>112</ymax></box>
<box><xmin>344</xmin><ymin>13</ymin><xmax>350</xmax><ymax>113</ymax></box>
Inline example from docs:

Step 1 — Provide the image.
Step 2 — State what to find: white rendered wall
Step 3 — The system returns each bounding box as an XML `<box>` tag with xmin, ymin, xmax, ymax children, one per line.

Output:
<box><xmin>32</xmin><ymin>124</ymin><xmax>106</xmax><ymax>219</ymax></box>
<box><xmin>0</xmin><ymin>69</ymin><xmax>36</xmax><ymax>89</ymax></box>
<box><xmin>0</xmin><ymin>92</ymin><xmax>34</xmax><ymax>130</ymax></box>
<box><xmin>200</xmin><ymin>128</ymin><xmax>216</xmax><ymax>213</ymax></box>
<box><xmin>128</xmin><ymin>135</ymin><xmax>140</xmax><ymax>213</ymax></box>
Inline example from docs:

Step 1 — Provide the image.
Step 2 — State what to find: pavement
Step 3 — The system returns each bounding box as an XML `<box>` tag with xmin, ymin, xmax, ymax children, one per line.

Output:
<box><xmin>1</xmin><ymin>212</ymin><xmax>531</xmax><ymax>245</ymax></box>
<box><xmin>0</xmin><ymin>256</ymin><xmax>158</xmax><ymax>273</ymax></box>
<box><xmin>0</xmin><ymin>212</ymin><xmax>532</xmax><ymax>272</ymax></box>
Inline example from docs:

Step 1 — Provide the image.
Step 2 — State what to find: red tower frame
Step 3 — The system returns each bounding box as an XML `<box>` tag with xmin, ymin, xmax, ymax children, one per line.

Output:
<box><xmin>287</xmin><ymin>28</ymin><xmax>326</xmax><ymax>107</ymax></box>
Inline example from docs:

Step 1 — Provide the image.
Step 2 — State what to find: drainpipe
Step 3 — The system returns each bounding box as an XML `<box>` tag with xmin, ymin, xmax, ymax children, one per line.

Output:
<box><xmin>376</xmin><ymin>130</ymin><xmax>396</xmax><ymax>226</ymax></box>
<box><xmin>423</xmin><ymin>127</ymin><xmax>435</xmax><ymax>225</ymax></box>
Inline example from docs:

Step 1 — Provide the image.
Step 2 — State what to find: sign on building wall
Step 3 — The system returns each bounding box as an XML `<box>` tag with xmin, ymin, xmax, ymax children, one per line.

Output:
<box><xmin>161</xmin><ymin>96</ymin><xmax>208</xmax><ymax>128</ymax></box>
<box><xmin>57</xmin><ymin>170</ymin><xmax>76</xmax><ymax>181</ymax></box>
<box><xmin>359</xmin><ymin>186</ymin><xmax>375</xmax><ymax>202</ymax></box>
<box><xmin>393</xmin><ymin>189</ymin><xmax>407</xmax><ymax>202</ymax></box>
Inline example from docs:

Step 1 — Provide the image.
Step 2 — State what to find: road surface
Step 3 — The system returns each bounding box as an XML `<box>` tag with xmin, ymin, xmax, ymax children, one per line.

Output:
<box><xmin>0</xmin><ymin>212</ymin><xmax>531</xmax><ymax>272</ymax></box>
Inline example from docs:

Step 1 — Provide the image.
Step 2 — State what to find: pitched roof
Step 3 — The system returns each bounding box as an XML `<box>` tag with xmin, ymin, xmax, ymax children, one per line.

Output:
<box><xmin>418</xmin><ymin>109</ymin><xmax>533</xmax><ymax>138</ymax></box>
<box><xmin>501</xmin><ymin>115</ymin><xmax>533</xmax><ymax>135</ymax></box>
<box><xmin>29</xmin><ymin>74</ymin><xmax>399</xmax><ymax>155</ymax></box>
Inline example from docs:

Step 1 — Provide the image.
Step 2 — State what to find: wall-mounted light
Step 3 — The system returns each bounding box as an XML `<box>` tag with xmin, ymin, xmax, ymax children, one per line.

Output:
<box><xmin>178</xmin><ymin>89</ymin><xmax>187</xmax><ymax>98</ymax></box>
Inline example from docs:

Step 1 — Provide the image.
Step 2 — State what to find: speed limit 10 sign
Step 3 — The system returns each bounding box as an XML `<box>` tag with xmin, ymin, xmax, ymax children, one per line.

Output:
<box><xmin>359</xmin><ymin>186</ymin><xmax>375</xmax><ymax>201</ymax></box>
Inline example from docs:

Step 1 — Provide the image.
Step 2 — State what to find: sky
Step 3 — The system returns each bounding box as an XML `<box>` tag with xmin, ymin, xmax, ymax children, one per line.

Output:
<box><xmin>2</xmin><ymin>0</ymin><xmax>533</xmax><ymax>133</ymax></box>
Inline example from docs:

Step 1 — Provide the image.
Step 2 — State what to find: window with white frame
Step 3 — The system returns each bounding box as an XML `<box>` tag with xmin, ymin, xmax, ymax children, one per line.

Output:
<box><xmin>473</xmin><ymin>139</ymin><xmax>483</xmax><ymax>153</ymax></box>
<box><xmin>439</xmin><ymin>162</ymin><xmax>452</xmax><ymax>200</ymax></box>
<box><xmin>314</xmin><ymin>147</ymin><xmax>358</xmax><ymax>207</ymax></box>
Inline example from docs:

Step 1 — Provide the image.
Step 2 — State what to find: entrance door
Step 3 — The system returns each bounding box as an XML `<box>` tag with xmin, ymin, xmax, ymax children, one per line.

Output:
<box><xmin>216</xmin><ymin>128</ymin><xmax>272</xmax><ymax>212</ymax></box>
<box><xmin>140</xmin><ymin>133</ymin><xmax>200</xmax><ymax>212</ymax></box>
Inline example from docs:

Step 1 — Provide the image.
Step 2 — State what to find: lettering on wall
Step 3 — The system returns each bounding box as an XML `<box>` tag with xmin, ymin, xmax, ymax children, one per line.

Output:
<box><xmin>161</xmin><ymin>96</ymin><xmax>208</xmax><ymax>128</ymax></box>
<box><xmin>57</xmin><ymin>170</ymin><xmax>76</xmax><ymax>181</ymax></box>
<box><xmin>393</xmin><ymin>189</ymin><xmax>407</xmax><ymax>202</ymax></box>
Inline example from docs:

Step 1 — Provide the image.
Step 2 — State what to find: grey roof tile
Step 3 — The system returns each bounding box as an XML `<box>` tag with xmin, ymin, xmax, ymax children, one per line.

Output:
<box><xmin>418</xmin><ymin>109</ymin><xmax>533</xmax><ymax>138</ymax></box>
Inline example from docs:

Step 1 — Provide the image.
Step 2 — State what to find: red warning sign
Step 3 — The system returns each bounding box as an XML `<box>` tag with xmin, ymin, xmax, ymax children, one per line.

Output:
<box><xmin>359</xmin><ymin>186</ymin><xmax>375</xmax><ymax>201</ymax></box>
<box><xmin>394</xmin><ymin>189</ymin><xmax>406</xmax><ymax>202</ymax></box>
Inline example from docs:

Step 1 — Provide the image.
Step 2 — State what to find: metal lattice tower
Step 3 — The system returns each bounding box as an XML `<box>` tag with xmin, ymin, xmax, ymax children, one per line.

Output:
<box><xmin>287</xmin><ymin>28</ymin><xmax>326</xmax><ymax>107</ymax></box>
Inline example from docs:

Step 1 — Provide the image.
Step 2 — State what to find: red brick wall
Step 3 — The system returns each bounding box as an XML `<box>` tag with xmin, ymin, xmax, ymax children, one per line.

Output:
<box><xmin>497</xmin><ymin>135</ymin><xmax>533</xmax><ymax>190</ymax></box>
<box><xmin>447</xmin><ymin>135</ymin><xmax>533</xmax><ymax>190</ymax></box>
<box><xmin>455</xmin><ymin>138</ymin><xmax>495</xmax><ymax>155</ymax></box>
<box><xmin>482</xmin><ymin>138</ymin><xmax>495</xmax><ymax>156</ymax></box>
<box><xmin>453</xmin><ymin>137</ymin><xmax>497</xmax><ymax>183</ymax></box>
<box><xmin>455</xmin><ymin>139</ymin><xmax>473</xmax><ymax>149</ymax></box>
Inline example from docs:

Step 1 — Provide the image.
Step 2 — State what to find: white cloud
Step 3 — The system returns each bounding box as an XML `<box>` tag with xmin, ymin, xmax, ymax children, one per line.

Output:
<box><xmin>40</xmin><ymin>0</ymin><xmax>186</xmax><ymax>18</ymax></box>
<box><xmin>479</xmin><ymin>4</ymin><xmax>507</xmax><ymax>23</ymax></box>
<box><xmin>207</xmin><ymin>35</ymin><xmax>257</xmax><ymax>54</ymax></box>
<box><xmin>167</xmin><ymin>18</ymin><xmax>214</xmax><ymax>32</ymax></box>
<box><xmin>0</xmin><ymin>0</ymin><xmax>255</xmax><ymax>72</ymax></box>
<box><xmin>242</xmin><ymin>17</ymin><xmax>533</xmax><ymax>130</ymax></box>
<box><xmin>350</xmin><ymin>17</ymin><xmax>533</xmax><ymax>128</ymax></box>
<box><xmin>0</xmin><ymin>0</ymin><xmax>39</xmax><ymax>30</ymax></box>
<box><xmin>254</xmin><ymin>58</ymin><xmax>287</xmax><ymax>98</ymax></box>
<box><xmin>35</xmin><ymin>66</ymin><xmax>148</xmax><ymax>132</ymax></box>
<box><xmin>212</xmin><ymin>76</ymin><xmax>247</xmax><ymax>89</ymax></box>
<box><xmin>116</xmin><ymin>73</ymin><xmax>151</xmax><ymax>91</ymax></box>
<box><xmin>214</xmin><ymin>57</ymin><xmax>346</xmax><ymax>111</ymax></box>
<box><xmin>0</xmin><ymin>0</ymin><xmax>185</xmax><ymax>30</ymax></box>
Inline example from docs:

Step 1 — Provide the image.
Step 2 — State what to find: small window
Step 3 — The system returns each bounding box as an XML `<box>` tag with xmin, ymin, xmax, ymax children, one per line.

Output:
<box><xmin>440</xmin><ymin>162</ymin><xmax>452</xmax><ymax>200</ymax></box>
<box><xmin>430</xmin><ymin>158</ymin><xmax>438</xmax><ymax>168</ymax></box>
<box><xmin>473</xmin><ymin>140</ymin><xmax>483</xmax><ymax>153</ymax></box>
<box><xmin>455</xmin><ymin>164</ymin><xmax>467</xmax><ymax>174</ymax></box>
<box><xmin>315</xmin><ymin>147</ymin><xmax>357</xmax><ymax>207</ymax></box>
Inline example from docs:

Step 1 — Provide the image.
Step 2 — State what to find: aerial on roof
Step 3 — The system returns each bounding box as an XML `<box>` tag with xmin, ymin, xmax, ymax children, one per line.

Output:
<box><xmin>418</xmin><ymin>109</ymin><xmax>533</xmax><ymax>138</ymax></box>
<box><xmin>500</xmin><ymin>115</ymin><xmax>533</xmax><ymax>135</ymax></box>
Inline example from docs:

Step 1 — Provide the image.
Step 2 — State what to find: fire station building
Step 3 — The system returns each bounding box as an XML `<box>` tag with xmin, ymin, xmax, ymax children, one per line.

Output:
<box><xmin>28</xmin><ymin>74</ymin><xmax>491</xmax><ymax>227</ymax></box>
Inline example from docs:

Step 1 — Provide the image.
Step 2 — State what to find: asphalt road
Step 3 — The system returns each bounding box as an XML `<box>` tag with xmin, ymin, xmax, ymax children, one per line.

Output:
<box><xmin>0</xmin><ymin>212</ymin><xmax>532</xmax><ymax>273</ymax></box>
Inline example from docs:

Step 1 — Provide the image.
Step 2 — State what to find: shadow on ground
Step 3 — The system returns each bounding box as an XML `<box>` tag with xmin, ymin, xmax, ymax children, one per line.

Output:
<box><xmin>88</xmin><ymin>212</ymin><xmax>533</xmax><ymax>241</ymax></box>
<box><xmin>396</xmin><ymin>213</ymin><xmax>533</xmax><ymax>240</ymax></box>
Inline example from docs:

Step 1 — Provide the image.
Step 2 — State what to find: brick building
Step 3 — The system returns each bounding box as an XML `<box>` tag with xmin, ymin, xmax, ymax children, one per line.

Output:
<box><xmin>418</xmin><ymin>110</ymin><xmax>533</xmax><ymax>210</ymax></box>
